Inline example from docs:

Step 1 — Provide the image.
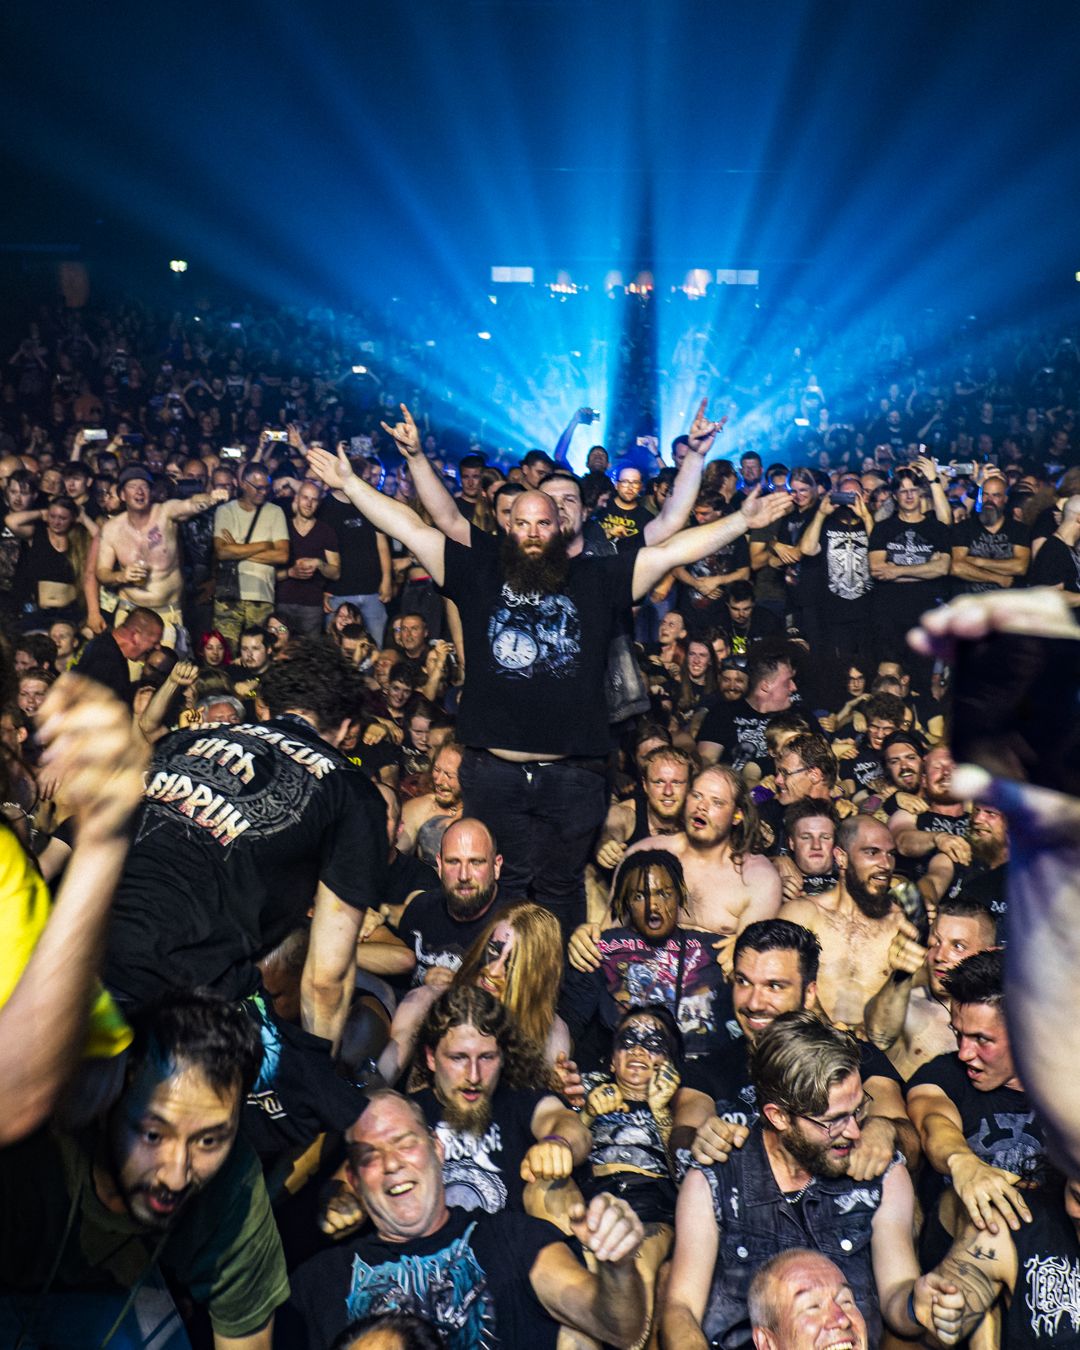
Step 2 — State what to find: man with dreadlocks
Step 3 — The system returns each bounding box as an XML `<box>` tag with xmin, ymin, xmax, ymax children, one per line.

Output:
<box><xmin>559</xmin><ymin>849</ymin><xmax>730</xmax><ymax>1070</ymax></box>
<box><xmin>569</xmin><ymin>766</ymin><xmax>783</xmax><ymax>980</ymax></box>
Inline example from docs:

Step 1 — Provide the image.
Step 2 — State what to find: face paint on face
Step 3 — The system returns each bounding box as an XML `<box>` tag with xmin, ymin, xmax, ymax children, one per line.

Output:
<box><xmin>610</xmin><ymin>1016</ymin><xmax>673</xmax><ymax>1099</ymax></box>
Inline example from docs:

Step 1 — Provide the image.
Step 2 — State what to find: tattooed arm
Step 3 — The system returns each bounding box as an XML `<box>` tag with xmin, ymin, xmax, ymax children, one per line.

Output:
<box><xmin>913</xmin><ymin>1222</ymin><xmax>1016</xmax><ymax>1346</ymax></box>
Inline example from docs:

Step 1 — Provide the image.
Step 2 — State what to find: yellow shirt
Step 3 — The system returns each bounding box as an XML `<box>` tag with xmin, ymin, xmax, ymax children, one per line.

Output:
<box><xmin>0</xmin><ymin>824</ymin><xmax>131</xmax><ymax>1058</ymax></box>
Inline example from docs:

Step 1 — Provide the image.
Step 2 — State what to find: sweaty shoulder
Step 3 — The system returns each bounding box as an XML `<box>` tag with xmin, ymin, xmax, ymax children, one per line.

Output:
<box><xmin>626</xmin><ymin>832</ymin><xmax>682</xmax><ymax>859</ymax></box>
<box><xmin>777</xmin><ymin>896</ymin><xmax>824</xmax><ymax>928</ymax></box>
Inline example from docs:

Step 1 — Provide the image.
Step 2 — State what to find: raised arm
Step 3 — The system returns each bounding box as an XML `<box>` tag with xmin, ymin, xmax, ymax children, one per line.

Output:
<box><xmin>379</xmin><ymin>404</ymin><xmax>470</xmax><ymax>546</ymax></box>
<box><xmin>914</xmin><ymin>455</ymin><xmax>954</xmax><ymax>526</ymax></box>
<box><xmin>307</xmin><ymin>443</ymin><xmax>447</xmax><ymax>586</ymax></box>
<box><xmin>796</xmin><ymin>496</ymin><xmax>830</xmax><ymax>557</ymax></box>
<box><xmin>163</xmin><ymin>487</ymin><xmax>231</xmax><ymax>522</ymax></box>
<box><xmin>0</xmin><ymin>677</ymin><xmax>147</xmax><ymax>1145</ymax></box>
<box><xmin>641</xmin><ymin>399</ymin><xmax>722</xmax><ymax>546</ymax></box>
<box><xmin>911</xmin><ymin>587</ymin><xmax>1080</xmax><ymax>1171</ymax></box>
<box><xmin>553</xmin><ymin>406</ymin><xmax>591</xmax><ymax>468</ymax></box>
<box><xmin>530</xmin><ymin>1195</ymin><xmax>647</xmax><ymax>1349</ymax></box>
<box><xmin>631</xmin><ymin>488</ymin><xmax>792</xmax><ymax>601</ymax></box>
<box><xmin>5</xmin><ymin>507</ymin><xmax>46</xmax><ymax>541</ymax></box>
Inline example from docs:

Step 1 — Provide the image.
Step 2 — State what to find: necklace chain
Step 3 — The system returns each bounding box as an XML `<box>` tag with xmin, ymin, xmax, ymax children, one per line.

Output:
<box><xmin>784</xmin><ymin>1176</ymin><xmax>815</xmax><ymax>1205</ymax></box>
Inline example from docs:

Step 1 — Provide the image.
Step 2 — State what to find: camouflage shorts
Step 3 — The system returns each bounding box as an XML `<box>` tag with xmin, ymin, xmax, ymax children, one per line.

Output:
<box><xmin>213</xmin><ymin>599</ymin><xmax>274</xmax><ymax>652</ymax></box>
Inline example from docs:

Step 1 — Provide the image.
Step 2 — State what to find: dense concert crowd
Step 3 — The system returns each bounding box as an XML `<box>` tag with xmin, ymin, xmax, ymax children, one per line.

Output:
<box><xmin>1</xmin><ymin>294</ymin><xmax>1080</xmax><ymax>1350</ymax></box>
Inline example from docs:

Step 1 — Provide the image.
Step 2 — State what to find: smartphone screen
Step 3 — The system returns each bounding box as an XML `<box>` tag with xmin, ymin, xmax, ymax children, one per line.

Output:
<box><xmin>952</xmin><ymin>631</ymin><xmax>1080</xmax><ymax>794</ymax></box>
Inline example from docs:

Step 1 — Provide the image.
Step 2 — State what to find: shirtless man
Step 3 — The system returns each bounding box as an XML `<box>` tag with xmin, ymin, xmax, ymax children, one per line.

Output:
<box><xmin>570</xmin><ymin>765</ymin><xmax>781</xmax><ymax>975</ymax></box>
<box><xmin>398</xmin><ymin>741</ymin><xmax>464</xmax><ymax>866</ymax></box>
<box><xmin>96</xmin><ymin>465</ymin><xmax>227</xmax><ymax>654</ymax></box>
<box><xmin>863</xmin><ymin>897</ymin><xmax>998</xmax><ymax>1080</ymax></box>
<box><xmin>778</xmin><ymin>816</ymin><xmax>922</xmax><ymax>1034</ymax></box>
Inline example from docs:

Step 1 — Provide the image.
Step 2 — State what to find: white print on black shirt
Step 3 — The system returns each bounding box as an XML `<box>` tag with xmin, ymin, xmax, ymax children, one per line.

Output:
<box><xmin>827</xmin><ymin>531</ymin><xmax>871</xmax><ymax>601</ymax></box>
<box><xmin>968</xmin><ymin>527</ymin><xmax>1016</xmax><ymax>561</ymax></box>
<box><xmin>1025</xmin><ymin>1253</ymin><xmax>1080</xmax><ymax>1338</ymax></box>
<box><xmin>140</xmin><ymin>724</ymin><xmax>338</xmax><ymax>848</ymax></box>
<box><xmin>487</xmin><ymin>586</ymin><xmax>580</xmax><ymax>679</ymax></box>
<box><xmin>434</xmin><ymin>1120</ymin><xmax>508</xmax><ymax>1214</ymax></box>
<box><xmin>969</xmin><ymin>1111</ymin><xmax>1043</xmax><ymax>1175</ymax></box>
<box><xmin>411</xmin><ymin>935</ymin><xmax>463</xmax><ymax>985</ymax></box>
<box><xmin>886</xmin><ymin>529</ymin><xmax>935</xmax><ymax>568</ymax></box>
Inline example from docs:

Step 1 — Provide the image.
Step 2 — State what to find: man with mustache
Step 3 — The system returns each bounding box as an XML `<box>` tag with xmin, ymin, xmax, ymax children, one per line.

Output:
<box><xmin>779</xmin><ymin>816</ymin><xmax>924</xmax><ymax>1033</ymax></box>
<box><xmin>308</xmin><ymin>406</ymin><xmax>791</xmax><ymax>939</ymax></box>
<box><xmin>410</xmin><ymin>987</ymin><xmax>589</xmax><ymax>1215</ymax></box>
<box><xmin>661</xmin><ymin>1012</ymin><xmax>953</xmax><ymax>1349</ymax></box>
<box><xmin>391</xmin><ymin>818</ymin><xmax>505</xmax><ymax>987</ymax></box>
<box><xmin>284</xmin><ymin>1089</ymin><xmax>647</xmax><ymax>1350</ymax></box>
<box><xmin>950</xmin><ymin>470</ymin><xmax>1031</xmax><ymax>593</ymax></box>
<box><xmin>0</xmin><ymin>992</ymin><xmax>287</xmax><ymax>1348</ymax></box>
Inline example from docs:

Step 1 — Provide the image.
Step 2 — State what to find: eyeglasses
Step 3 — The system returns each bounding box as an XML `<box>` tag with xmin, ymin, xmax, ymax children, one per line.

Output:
<box><xmin>795</xmin><ymin>1093</ymin><xmax>873</xmax><ymax>1139</ymax></box>
<box><xmin>775</xmin><ymin>764</ymin><xmax>811</xmax><ymax>781</ymax></box>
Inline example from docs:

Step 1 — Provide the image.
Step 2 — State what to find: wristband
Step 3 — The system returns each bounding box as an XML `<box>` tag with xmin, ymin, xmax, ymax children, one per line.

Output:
<box><xmin>542</xmin><ymin>1135</ymin><xmax>571</xmax><ymax>1149</ymax></box>
<box><xmin>906</xmin><ymin>1290</ymin><xmax>917</xmax><ymax>1328</ymax></box>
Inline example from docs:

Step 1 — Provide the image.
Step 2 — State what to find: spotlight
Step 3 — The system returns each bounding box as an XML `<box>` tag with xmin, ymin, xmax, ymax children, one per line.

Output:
<box><xmin>352</xmin><ymin>365</ymin><xmax>368</xmax><ymax>375</ymax></box>
<box><xmin>477</xmin><ymin>331</ymin><xmax>492</xmax><ymax>341</ymax></box>
<box><xmin>169</xmin><ymin>259</ymin><xmax>188</xmax><ymax>273</ymax></box>
<box><xmin>490</xmin><ymin>266</ymin><xmax>534</xmax><ymax>284</ymax></box>
<box><xmin>683</xmin><ymin>269</ymin><xmax>712</xmax><ymax>298</ymax></box>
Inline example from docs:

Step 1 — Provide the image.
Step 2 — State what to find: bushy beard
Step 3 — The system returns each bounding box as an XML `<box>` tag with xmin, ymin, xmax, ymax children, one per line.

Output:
<box><xmin>970</xmin><ymin>833</ymin><xmax>1007</xmax><ymax>869</ymax></box>
<box><xmin>499</xmin><ymin>531</ymin><xmax>571</xmax><ymax>595</ymax></box>
<box><xmin>845</xmin><ymin>862</ymin><xmax>893</xmax><ymax>919</ymax></box>
<box><xmin>979</xmin><ymin>503</ymin><xmax>1003</xmax><ymax>528</ymax></box>
<box><xmin>783</xmin><ymin>1121</ymin><xmax>849</xmax><ymax>1179</ymax></box>
<box><xmin>441</xmin><ymin>1090</ymin><xmax>493</xmax><ymax>1136</ymax></box>
<box><xmin>445</xmin><ymin>879</ymin><xmax>497</xmax><ymax>921</ymax></box>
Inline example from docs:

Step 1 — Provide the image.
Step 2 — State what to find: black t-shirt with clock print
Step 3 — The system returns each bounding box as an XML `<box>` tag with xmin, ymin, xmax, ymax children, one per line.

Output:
<box><xmin>441</xmin><ymin>527</ymin><xmax>636</xmax><ymax>757</ymax></box>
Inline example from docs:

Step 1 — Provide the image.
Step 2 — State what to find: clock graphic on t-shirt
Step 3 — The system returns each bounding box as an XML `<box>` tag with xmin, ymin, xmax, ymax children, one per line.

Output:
<box><xmin>492</xmin><ymin>627</ymin><xmax>538</xmax><ymax>669</ymax></box>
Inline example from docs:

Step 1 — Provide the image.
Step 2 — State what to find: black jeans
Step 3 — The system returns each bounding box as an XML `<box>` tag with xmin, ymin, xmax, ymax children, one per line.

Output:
<box><xmin>458</xmin><ymin>748</ymin><xmax>607</xmax><ymax>939</ymax></box>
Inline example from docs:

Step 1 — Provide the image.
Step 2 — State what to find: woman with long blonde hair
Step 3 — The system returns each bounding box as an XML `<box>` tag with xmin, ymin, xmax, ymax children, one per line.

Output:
<box><xmin>453</xmin><ymin>901</ymin><xmax>570</xmax><ymax>1063</ymax></box>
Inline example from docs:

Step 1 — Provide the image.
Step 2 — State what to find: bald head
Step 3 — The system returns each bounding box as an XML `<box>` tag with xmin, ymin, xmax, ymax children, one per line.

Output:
<box><xmin>440</xmin><ymin>816</ymin><xmax>497</xmax><ymax>862</ymax></box>
<box><xmin>438</xmin><ymin>817</ymin><xmax>502</xmax><ymax>919</ymax></box>
<box><xmin>1062</xmin><ymin>494</ymin><xmax>1080</xmax><ymax>523</ymax></box>
<box><xmin>749</xmin><ymin>1249</ymin><xmax>868</xmax><ymax>1350</ymax></box>
<box><xmin>508</xmin><ymin>489</ymin><xmax>558</xmax><ymax>525</ymax></box>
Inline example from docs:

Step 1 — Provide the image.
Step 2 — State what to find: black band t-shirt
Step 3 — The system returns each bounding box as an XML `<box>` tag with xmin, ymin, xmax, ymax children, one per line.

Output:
<box><xmin>393</xmin><ymin>888</ymin><xmax>503</xmax><ymax>987</ymax></box>
<box><xmin>1030</xmin><ymin>534</ymin><xmax>1080</xmax><ymax>592</ymax></box>
<box><xmin>441</xmin><ymin>528</ymin><xmax>635</xmax><ymax>756</ymax></box>
<box><xmin>868</xmin><ymin>514</ymin><xmax>951</xmax><ymax>623</ymax></box>
<box><xmin>952</xmin><ymin>516</ymin><xmax>1031</xmax><ymax>594</ymax></box>
<box><xmin>104</xmin><ymin>715</ymin><xmax>387</xmax><ymax>1004</ymax></box>
<box><xmin>320</xmin><ymin>493</ymin><xmax>384</xmax><ymax>595</ymax></box>
<box><xmin>412</xmin><ymin>1083</ymin><xmax>547</xmax><ymax>1214</ymax></box>
<box><xmin>283</xmin><ymin>1207</ymin><xmax>565</xmax><ymax>1350</ymax></box>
